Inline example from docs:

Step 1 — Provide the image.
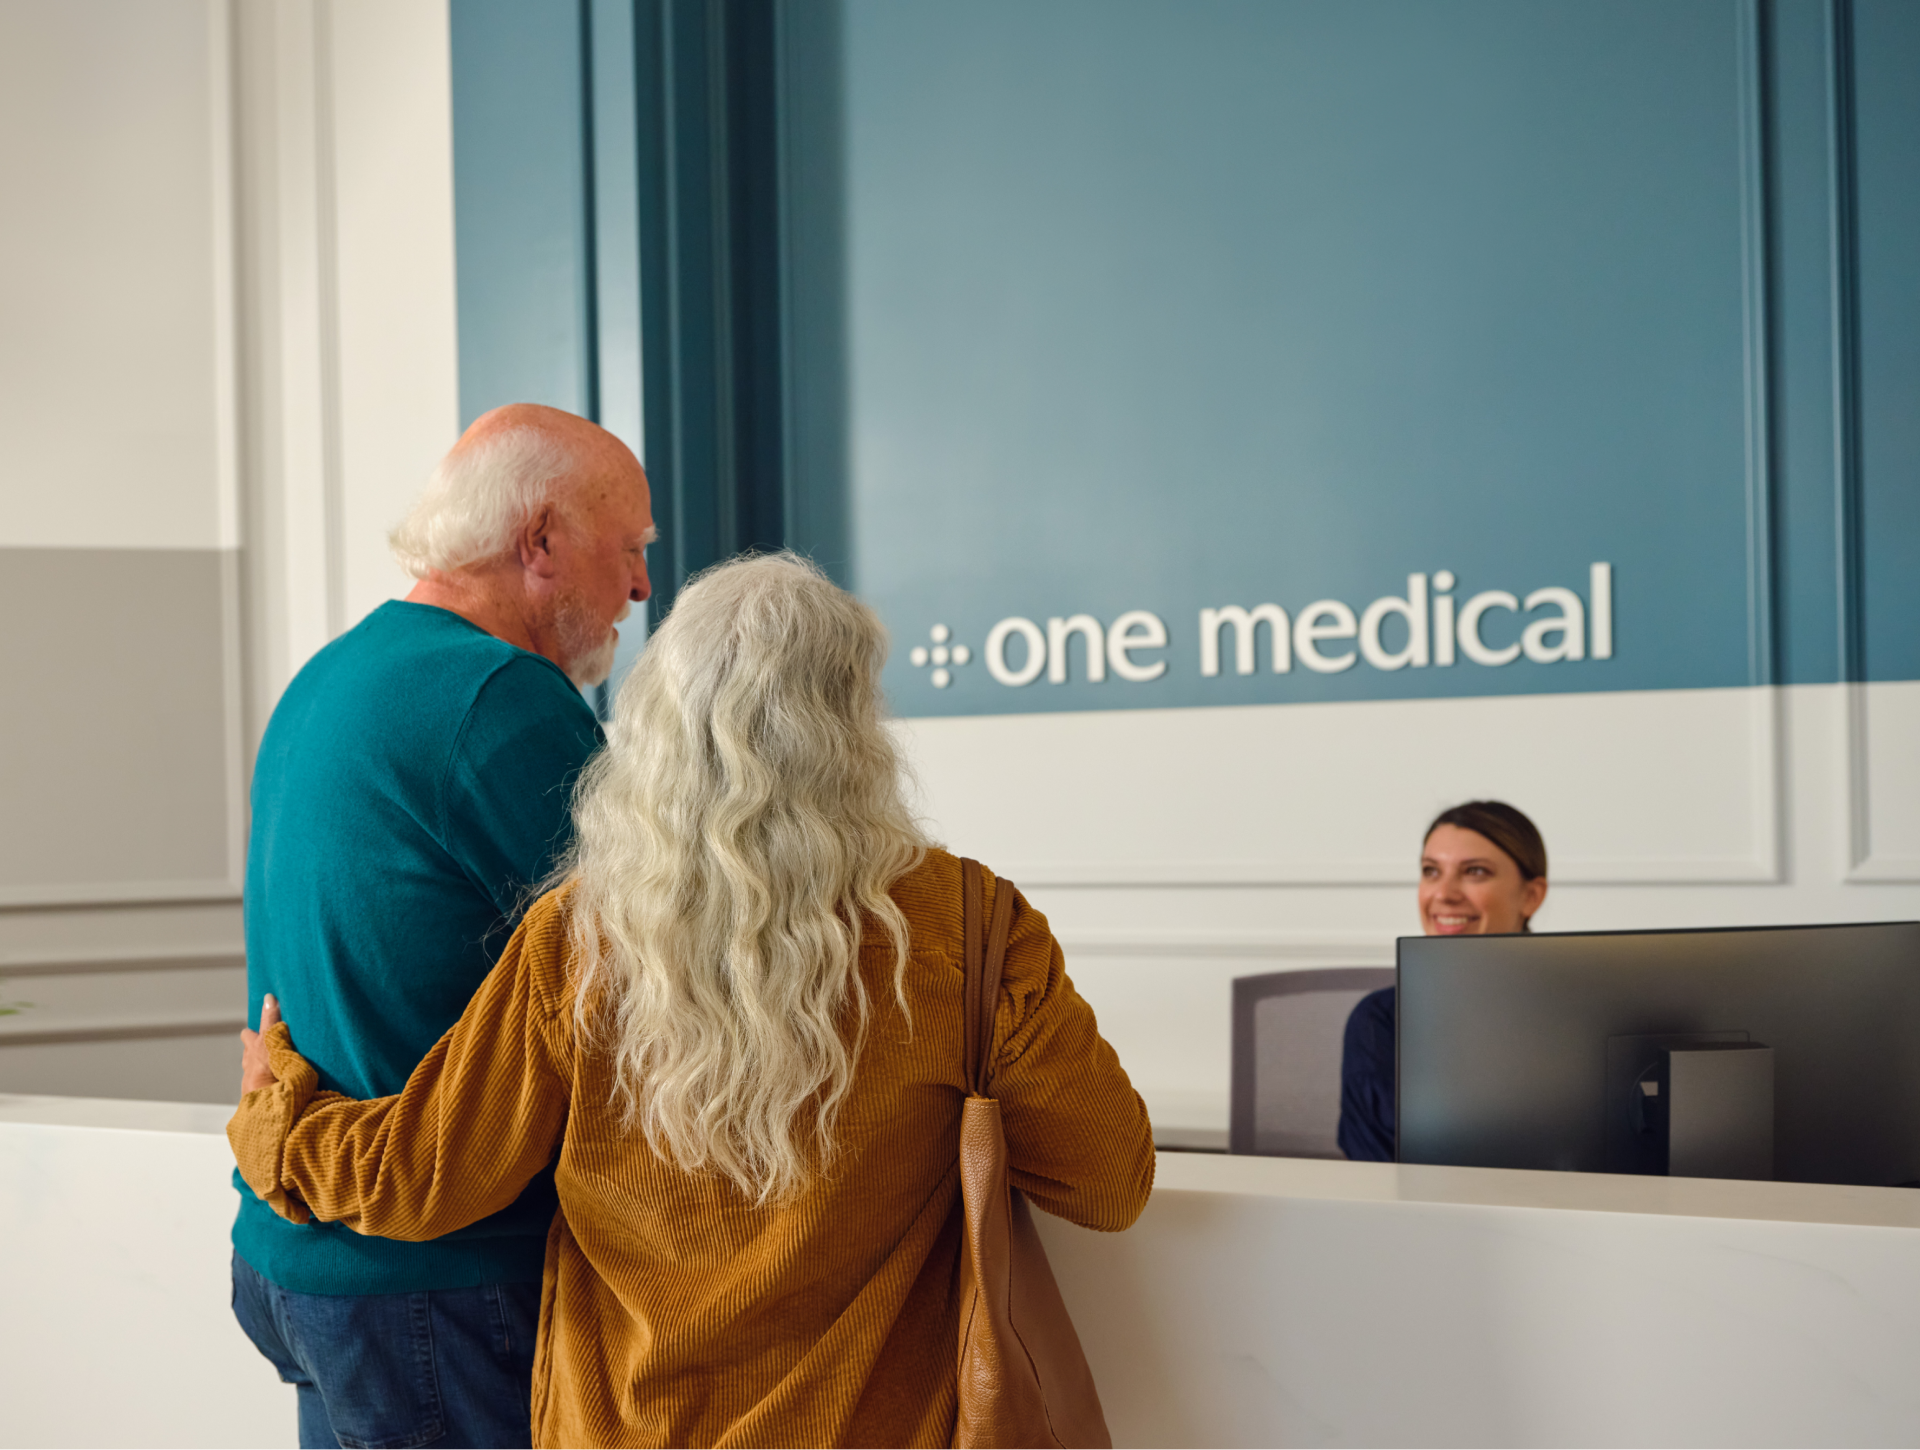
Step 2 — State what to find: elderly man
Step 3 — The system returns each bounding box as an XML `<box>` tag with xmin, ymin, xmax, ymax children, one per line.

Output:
<box><xmin>230</xmin><ymin>405</ymin><xmax>653</xmax><ymax>1449</ymax></box>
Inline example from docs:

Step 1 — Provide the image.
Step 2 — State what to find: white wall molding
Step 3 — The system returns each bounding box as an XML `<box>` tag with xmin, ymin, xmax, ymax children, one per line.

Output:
<box><xmin>327</xmin><ymin>0</ymin><xmax>460</xmax><ymax>626</ymax></box>
<box><xmin>0</xmin><ymin>900</ymin><xmax>243</xmax><ymax>980</ymax></box>
<box><xmin>206</xmin><ymin>0</ymin><xmax>250</xmax><ymax>903</ymax></box>
<box><xmin>266</xmin><ymin>0</ymin><xmax>347</xmax><ymax>667</ymax></box>
<box><xmin>1059</xmin><ymin>932</ymin><xmax>1395</xmax><ymax>964</ymax></box>
<box><xmin>905</xmin><ymin>686</ymin><xmax>1784</xmax><ymax>891</ymax></box>
<box><xmin>1010</xmin><ymin>855</ymin><xmax>1785</xmax><ymax>889</ymax></box>
<box><xmin>0</xmin><ymin>1019</ymin><xmax>248</xmax><ymax>1051</ymax></box>
<box><xmin>233</xmin><ymin>0</ymin><xmax>459</xmax><ymax>743</ymax></box>
<box><xmin>0</xmin><ymin>945</ymin><xmax>246</xmax><ymax>1103</ymax></box>
<box><xmin>0</xmin><ymin>551</ymin><xmax>248</xmax><ymax>910</ymax></box>
<box><xmin>1847</xmin><ymin>861</ymin><xmax>1920</xmax><ymax>885</ymax></box>
<box><xmin>0</xmin><ymin>951</ymin><xmax>248</xmax><ymax>1083</ymax></box>
<box><xmin>1843</xmin><ymin>680</ymin><xmax>1920</xmax><ymax>883</ymax></box>
<box><xmin>210</xmin><ymin>0</ymin><xmax>244</xmax><ymax>553</ymax></box>
<box><xmin>0</xmin><ymin>882</ymin><xmax>243</xmax><ymax>912</ymax></box>
<box><xmin>0</xmin><ymin>950</ymin><xmax>245</xmax><ymax>977</ymax></box>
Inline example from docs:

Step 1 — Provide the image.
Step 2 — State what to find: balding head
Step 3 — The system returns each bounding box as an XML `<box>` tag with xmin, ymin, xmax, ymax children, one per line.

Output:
<box><xmin>455</xmin><ymin>402</ymin><xmax>637</xmax><ymax>486</ymax></box>
<box><xmin>392</xmin><ymin>404</ymin><xmax>645</xmax><ymax>578</ymax></box>
<box><xmin>394</xmin><ymin>404</ymin><xmax>654</xmax><ymax>685</ymax></box>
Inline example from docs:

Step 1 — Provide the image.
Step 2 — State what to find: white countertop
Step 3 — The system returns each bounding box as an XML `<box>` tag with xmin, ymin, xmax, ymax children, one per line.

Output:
<box><xmin>0</xmin><ymin>1092</ymin><xmax>233</xmax><ymax>1135</ymax></box>
<box><xmin>1152</xmin><ymin>1144</ymin><xmax>1920</xmax><ymax>1230</ymax></box>
<box><xmin>7</xmin><ymin>1092</ymin><xmax>1915</xmax><ymax>1233</ymax></box>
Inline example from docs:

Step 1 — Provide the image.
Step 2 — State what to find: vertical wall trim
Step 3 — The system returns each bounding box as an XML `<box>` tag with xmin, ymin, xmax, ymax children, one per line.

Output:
<box><xmin>1827</xmin><ymin>0</ymin><xmax>1870</xmax><ymax>872</ymax></box>
<box><xmin>276</xmin><ymin>0</ymin><xmax>346</xmax><ymax>647</ymax></box>
<box><xmin>207</xmin><ymin>0</ymin><xmax>249</xmax><ymax>891</ymax></box>
<box><xmin>271</xmin><ymin>0</ymin><xmax>340</xmax><ymax>667</ymax></box>
<box><xmin>311</xmin><ymin>0</ymin><xmax>345</xmax><ymax>639</ymax></box>
<box><xmin>1735</xmin><ymin>0</ymin><xmax>1783</xmax><ymax>881</ymax></box>
<box><xmin>208</xmin><ymin>0</ymin><xmax>243</xmax><ymax>555</ymax></box>
<box><xmin>217</xmin><ymin>548</ymin><xmax>249</xmax><ymax>894</ymax></box>
<box><xmin>1736</xmin><ymin>0</ymin><xmax>1777</xmax><ymax>692</ymax></box>
<box><xmin>1826</xmin><ymin>0</ymin><xmax>1863</xmax><ymax>687</ymax></box>
<box><xmin>588</xmin><ymin>0</ymin><xmax>648</xmax><ymax>718</ymax></box>
<box><xmin>578</xmin><ymin>0</ymin><xmax>603</xmax><ymax>429</ymax></box>
<box><xmin>772</xmin><ymin>0</ymin><xmax>799</xmax><ymax>557</ymax></box>
<box><xmin>629</xmin><ymin>0</ymin><xmax>789</xmax><ymax>622</ymax></box>
<box><xmin>590</xmin><ymin>0</ymin><xmax>646</xmax><ymax>458</ymax></box>
<box><xmin>707</xmin><ymin>1</ymin><xmax>740</xmax><ymax>557</ymax></box>
<box><xmin>658</xmin><ymin>1</ymin><xmax>690</xmax><ymax>616</ymax></box>
<box><xmin>578</xmin><ymin>0</ymin><xmax>611</xmax><ymax>723</ymax></box>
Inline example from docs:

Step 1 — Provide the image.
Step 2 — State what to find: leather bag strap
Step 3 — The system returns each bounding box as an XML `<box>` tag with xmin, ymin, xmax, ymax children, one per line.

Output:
<box><xmin>960</xmin><ymin>858</ymin><xmax>1016</xmax><ymax>1098</ymax></box>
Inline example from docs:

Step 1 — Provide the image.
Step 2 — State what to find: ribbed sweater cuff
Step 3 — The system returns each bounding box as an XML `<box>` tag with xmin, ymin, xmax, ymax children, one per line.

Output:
<box><xmin>228</xmin><ymin>1023</ymin><xmax>321</xmax><ymax>1225</ymax></box>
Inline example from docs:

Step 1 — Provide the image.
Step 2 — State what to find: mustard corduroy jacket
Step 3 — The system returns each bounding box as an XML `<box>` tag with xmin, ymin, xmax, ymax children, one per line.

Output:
<box><xmin>229</xmin><ymin>848</ymin><xmax>1155</xmax><ymax>1448</ymax></box>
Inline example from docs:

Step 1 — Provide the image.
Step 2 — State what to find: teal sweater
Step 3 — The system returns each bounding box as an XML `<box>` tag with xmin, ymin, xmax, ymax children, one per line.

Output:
<box><xmin>233</xmin><ymin>601</ymin><xmax>602</xmax><ymax>1295</ymax></box>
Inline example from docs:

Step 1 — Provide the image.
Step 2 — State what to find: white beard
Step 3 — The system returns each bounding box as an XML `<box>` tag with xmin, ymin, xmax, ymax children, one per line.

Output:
<box><xmin>567</xmin><ymin>631</ymin><xmax>619</xmax><ymax>688</ymax></box>
<box><xmin>557</xmin><ymin>597</ymin><xmax>629</xmax><ymax>687</ymax></box>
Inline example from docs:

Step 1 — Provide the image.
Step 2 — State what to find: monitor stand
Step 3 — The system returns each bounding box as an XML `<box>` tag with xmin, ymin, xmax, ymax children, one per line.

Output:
<box><xmin>1604</xmin><ymin>1033</ymin><xmax>1775</xmax><ymax>1180</ymax></box>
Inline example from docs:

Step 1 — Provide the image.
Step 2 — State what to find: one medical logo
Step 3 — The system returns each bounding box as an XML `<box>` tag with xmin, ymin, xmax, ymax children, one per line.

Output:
<box><xmin>909</xmin><ymin>563</ymin><xmax>1614</xmax><ymax>689</ymax></box>
<box><xmin>907</xmin><ymin>624</ymin><xmax>974</xmax><ymax>688</ymax></box>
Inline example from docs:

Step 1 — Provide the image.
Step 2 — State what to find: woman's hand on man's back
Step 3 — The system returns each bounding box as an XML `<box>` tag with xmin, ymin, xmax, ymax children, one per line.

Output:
<box><xmin>240</xmin><ymin>994</ymin><xmax>285</xmax><ymax>1096</ymax></box>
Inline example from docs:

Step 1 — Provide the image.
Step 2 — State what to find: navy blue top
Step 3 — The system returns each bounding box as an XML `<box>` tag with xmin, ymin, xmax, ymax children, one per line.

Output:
<box><xmin>1337</xmin><ymin>986</ymin><xmax>1396</xmax><ymax>1162</ymax></box>
<box><xmin>233</xmin><ymin>601</ymin><xmax>602</xmax><ymax>1295</ymax></box>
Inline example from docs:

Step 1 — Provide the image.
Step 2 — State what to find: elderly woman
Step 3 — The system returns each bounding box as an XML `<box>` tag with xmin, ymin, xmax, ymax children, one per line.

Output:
<box><xmin>231</xmin><ymin>554</ymin><xmax>1154</xmax><ymax>1448</ymax></box>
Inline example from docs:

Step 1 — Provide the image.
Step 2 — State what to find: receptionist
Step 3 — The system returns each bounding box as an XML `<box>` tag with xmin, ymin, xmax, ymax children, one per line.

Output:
<box><xmin>1337</xmin><ymin>800</ymin><xmax>1550</xmax><ymax>1162</ymax></box>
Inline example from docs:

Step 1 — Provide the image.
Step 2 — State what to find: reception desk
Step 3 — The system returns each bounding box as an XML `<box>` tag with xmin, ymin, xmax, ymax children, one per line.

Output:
<box><xmin>4</xmin><ymin>1095</ymin><xmax>1918</xmax><ymax>1447</ymax></box>
<box><xmin>1039</xmin><ymin>1150</ymin><xmax>1920</xmax><ymax>1446</ymax></box>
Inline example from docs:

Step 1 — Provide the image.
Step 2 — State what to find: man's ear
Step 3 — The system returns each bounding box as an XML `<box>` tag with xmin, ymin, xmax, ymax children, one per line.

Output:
<box><xmin>517</xmin><ymin>505</ymin><xmax>560</xmax><ymax>578</ymax></box>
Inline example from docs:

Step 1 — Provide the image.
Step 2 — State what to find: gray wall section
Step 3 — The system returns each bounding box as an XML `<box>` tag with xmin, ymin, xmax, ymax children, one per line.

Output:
<box><xmin>0</xmin><ymin>547</ymin><xmax>235</xmax><ymax>899</ymax></box>
<box><xmin>0</xmin><ymin>546</ymin><xmax>241</xmax><ymax>1102</ymax></box>
<box><xmin>0</xmin><ymin>954</ymin><xmax>246</xmax><ymax>1103</ymax></box>
<box><xmin>0</xmin><ymin>1030</ymin><xmax>241</xmax><ymax>1105</ymax></box>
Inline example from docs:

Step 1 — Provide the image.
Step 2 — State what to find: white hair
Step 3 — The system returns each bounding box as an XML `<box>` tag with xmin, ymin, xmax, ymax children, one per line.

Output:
<box><xmin>560</xmin><ymin>553</ymin><xmax>930</xmax><ymax>1204</ymax></box>
<box><xmin>389</xmin><ymin>426</ymin><xmax>581</xmax><ymax>578</ymax></box>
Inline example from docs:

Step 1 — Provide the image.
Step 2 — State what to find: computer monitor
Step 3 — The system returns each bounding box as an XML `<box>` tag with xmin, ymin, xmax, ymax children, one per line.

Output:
<box><xmin>1396</xmin><ymin>922</ymin><xmax>1920</xmax><ymax>1187</ymax></box>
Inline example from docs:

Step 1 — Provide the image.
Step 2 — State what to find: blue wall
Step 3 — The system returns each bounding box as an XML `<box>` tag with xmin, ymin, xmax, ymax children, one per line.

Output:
<box><xmin>450</xmin><ymin>0</ymin><xmax>1920</xmax><ymax>718</ymax></box>
<box><xmin>450</xmin><ymin>0</ymin><xmax>648</xmax><ymax>706</ymax></box>
<box><xmin>450</xmin><ymin>0</ymin><xmax>597</xmax><ymax>427</ymax></box>
<box><xmin>1854</xmin><ymin>0</ymin><xmax>1920</xmax><ymax>686</ymax></box>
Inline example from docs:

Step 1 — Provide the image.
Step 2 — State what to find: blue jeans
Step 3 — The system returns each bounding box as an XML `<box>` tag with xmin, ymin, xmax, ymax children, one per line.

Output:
<box><xmin>232</xmin><ymin>1253</ymin><xmax>540</xmax><ymax>1449</ymax></box>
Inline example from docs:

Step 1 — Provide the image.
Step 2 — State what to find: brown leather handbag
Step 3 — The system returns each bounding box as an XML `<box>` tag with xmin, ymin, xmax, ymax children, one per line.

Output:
<box><xmin>952</xmin><ymin>858</ymin><xmax>1112</xmax><ymax>1450</ymax></box>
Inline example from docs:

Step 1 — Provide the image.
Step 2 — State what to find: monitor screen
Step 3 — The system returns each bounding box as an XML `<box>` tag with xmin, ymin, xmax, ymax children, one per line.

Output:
<box><xmin>1396</xmin><ymin>922</ymin><xmax>1920</xmax><ymax>1186</ymax></box>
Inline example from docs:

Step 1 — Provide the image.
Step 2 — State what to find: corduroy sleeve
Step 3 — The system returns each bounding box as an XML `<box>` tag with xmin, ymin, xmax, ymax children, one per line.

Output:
<box><xmin>986</xmin><ymin>879</ymin><xmax>1156</xmax><ymax>1231</ymax></box>
<box><xmin>227</xmin><ymin>894</ymin><xmax>575</xmax><ymax>1240</ymax></box>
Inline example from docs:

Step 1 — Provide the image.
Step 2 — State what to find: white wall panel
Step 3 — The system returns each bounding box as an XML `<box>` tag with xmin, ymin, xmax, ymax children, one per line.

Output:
<box><xmin>0</xmin><ymin>905</ymin><xmax>245</xmax><ymax>1105</ymax></box>
<box><xmin>1848</xmin><ymin>679</ymin><xmax>1920</xmax><ymax>881</ymax></box>
<box><xmin>0</xmin><ymin>933</ymin><xmax>242</xmax><ymax>1105</ymax></box>
<box><xmin>236</xmin><ymin>0</ymin><xmax>461</xmax><ymax>723</ymax></box>
<box><xmin>898</xmin><ymin>685</ymin><xmax>1780</xmax><ymax>887</ymax></box>
<box><xmin>330</xmin><ymin>0</ymin><xmax>460</xmax><ymax>629</ymax></box>
<box><xmin>910</xmin><ymin>683</ymin><xmax>1920</xmax><ymax>1137</ymax></box>
<box><xmin>0</xmin><ymin>0</ymin><xmax>457</xmax><ymax>1094</ymax></box>
<box><xmin>0</xmin><ymin>549</ymin><xmax>244</xmax><ymax>907</ymax></box>
<box><xmin>0</xmin><ymin>0</ymin><xmax>234</xmax><ymax>551</ymax></box>
<box><xmin>0</xmin><ymin>0</ymin><xmax>248</xmax><ymax>918</ymax></box>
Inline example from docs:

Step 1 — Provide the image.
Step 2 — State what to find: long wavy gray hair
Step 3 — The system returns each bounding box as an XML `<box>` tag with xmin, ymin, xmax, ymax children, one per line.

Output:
<box><xmin>560</xmin><ymin>552</ymin><xmax>929</xmax><ymax>1203</ymax></box>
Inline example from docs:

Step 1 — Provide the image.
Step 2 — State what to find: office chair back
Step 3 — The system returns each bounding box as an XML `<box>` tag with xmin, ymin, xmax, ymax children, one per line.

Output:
<box><xmin>1230</xmin><ymin>968</ymin><xmax>1395</xmax><ymax>1158</ymax></box>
